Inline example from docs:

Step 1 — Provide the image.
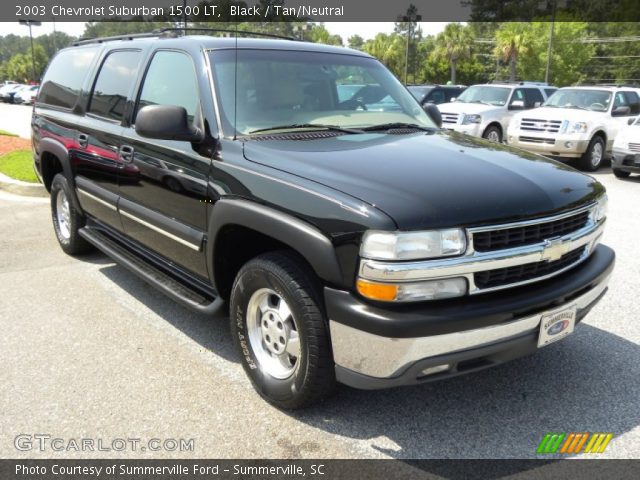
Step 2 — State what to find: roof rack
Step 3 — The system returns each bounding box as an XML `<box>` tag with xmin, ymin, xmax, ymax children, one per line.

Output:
<box><xmin>489</xmin><ymin>80</ymin><xmax>550</xmax><ymax>86</ymax></box>
<box><xmin>72</xmin><ymin>27</ymin><xmax>294</xmax><ymax>46</ymax></box>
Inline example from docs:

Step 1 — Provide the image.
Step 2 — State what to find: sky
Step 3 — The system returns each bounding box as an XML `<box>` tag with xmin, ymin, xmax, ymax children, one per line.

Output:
<box><xmin>0</xmin><ymin>21</ymin><xmax>448</xmax><ymax>41</ymax></box>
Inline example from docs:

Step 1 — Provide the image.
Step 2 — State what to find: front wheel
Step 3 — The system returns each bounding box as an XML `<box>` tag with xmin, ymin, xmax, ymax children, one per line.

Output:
<box><xmin>482</xmin><ymin>125</ymin><xmax>502</xmax><ymax>143</ymax></box>
<box><xmin>578</xmin><ymin>136</ymin><xmax>605</xmax><ymax>171</ymax></box>
<box><xmin>230</xmin><ymin>251</ymin><xmax>335</xmax><ymax>409</ymax></box>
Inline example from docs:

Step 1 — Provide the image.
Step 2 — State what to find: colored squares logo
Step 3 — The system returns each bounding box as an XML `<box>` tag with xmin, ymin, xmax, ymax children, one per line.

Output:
<box><xmin>537</xmin><ymin>433</ymin><xmax>613</xmax><ymax>454</ymax></box>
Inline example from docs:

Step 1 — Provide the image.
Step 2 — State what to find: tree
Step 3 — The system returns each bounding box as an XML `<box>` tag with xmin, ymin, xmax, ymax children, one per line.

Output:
<box><xmin>431</xmin><ymin>23</ymin><xmax>474</xmax><ymax>84</ymax></box>
<box><xmin>348</xmin><ymin>35</ymin><xmax>364</xmax><ymax>50</ymax></box>
<box><xmin>363</xmin><ymin>33</ymin><xmax>405</xmax><ymax>78</ymax></box>
<box><xmin>308</xmin><ymin>24</ymin><xmax>342</xmax><ymax>46</ymax></box>
<box><xmin>494</xmin><ymin>22</ymin><xmax>530</xmax><ymax>82</ymax></box>
<box><xmin>4</xmin><ymin>44</ymin><xmax>48</xmax><ymax>82</ymax></box>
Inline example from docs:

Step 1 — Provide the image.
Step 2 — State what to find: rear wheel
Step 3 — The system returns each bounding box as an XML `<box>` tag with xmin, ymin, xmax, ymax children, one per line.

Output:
<box><xmin>578</xmin><ymin>136</ymin><xmax>605</xmax><ymax>171</ymax></box>
<box><xmin>50</xmin><ymin>174</ymin><xmax>92</xmax><ymax>255</ymax></box>
<box><xmin>230</xmin><ymin>251</ymin><xmax>335</xmax><ymax>409</ymax></box>
<box><xmin>613</xmin><ymin>169</ymin><xmax>631</xmax><ymax>179</ymax></box>
<box><xmin>483</xmin><ymin>125</ymin><xmax>502</xmax><ymax>143</ymax></box>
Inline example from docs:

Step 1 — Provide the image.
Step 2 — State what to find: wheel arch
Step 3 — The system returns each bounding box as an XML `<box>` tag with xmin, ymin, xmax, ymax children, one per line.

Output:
<box><xmin>38</xmin><ymin>138</ymin><xmax>83</xmax><ymax>211</ymax></box>
<box><xmin>207</xmin><ymin>199</ymin><xmax>343</xmax><ymax>300</ymax></box>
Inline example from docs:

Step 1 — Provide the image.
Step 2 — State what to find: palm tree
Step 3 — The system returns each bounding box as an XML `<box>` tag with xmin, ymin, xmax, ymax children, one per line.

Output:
<box><xmin>431</xmin><ymin>23</ymin><xmax>473</xmax><ymax>84</ymax></box>
<box><xmin>494</xmin><ymin>23</ymin><xmax>530</xmax><ymax>82</ymax></box>
<box><xmin>363</xmin><ymin>33</ymin><xmax>405</xmax><ymax>78</ymax></box>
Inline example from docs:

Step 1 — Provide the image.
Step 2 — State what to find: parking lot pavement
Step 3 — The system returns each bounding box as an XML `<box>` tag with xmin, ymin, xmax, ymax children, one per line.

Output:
<box><xmin>0</xmin><ymin>103</ymin><xmax>33</xmax><ymax>138</ymax></box>
<box><xmin>0</xmin><ymin>172</ymin><xmax>639</xmax><ymax>460</ymax></box>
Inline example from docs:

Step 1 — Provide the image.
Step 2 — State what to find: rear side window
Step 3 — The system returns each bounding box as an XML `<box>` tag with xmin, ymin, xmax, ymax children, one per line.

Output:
<box><xmin>38</xmin><ymin>47</ymin><xmax>99</xmax><ymax>109</ymax></box>
<box><xmin>523</xmin><ymin>88</ymin><xmax>544</xmax><ymax>108</ymax></box>
<box><xmin>136</xmin><ymin>51</ymin><xmax>199</xmax><ymax>122</ymax></box>
<box><xmin>89</xmin><ymin>50</ymin><xmax>142</xmax><ymax>121</ymax></box>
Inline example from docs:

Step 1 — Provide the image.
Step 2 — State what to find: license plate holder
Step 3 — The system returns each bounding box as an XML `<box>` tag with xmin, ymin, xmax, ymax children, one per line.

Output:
<box><xmin>537</xmin><ymin>304</ymin><xmax>577</xmax><ymax>348</ymax></box>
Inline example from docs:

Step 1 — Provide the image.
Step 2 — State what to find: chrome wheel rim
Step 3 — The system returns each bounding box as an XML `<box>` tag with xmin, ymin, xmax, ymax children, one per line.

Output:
<box><xmin>56</xmin><ymin>189</ymin><xmax>71</xmax><ymax>240</ymax></box>
<box><xmin>591</xmin><ymin>142</ymin><xmax>603</xmax><ymax>167</ymax></box>
<box><xmin>486</xmin><ymin>130</ymin><xmax>500</xmax><ymax>142</ymax></box>
<box><xmin>247</xmin><ymin>288</ymin><xmax>301</xmax><ymax>379</ymax></box>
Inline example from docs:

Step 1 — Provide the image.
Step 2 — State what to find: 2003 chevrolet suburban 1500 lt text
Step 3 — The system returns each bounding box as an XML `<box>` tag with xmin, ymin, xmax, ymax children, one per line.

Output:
<box><xmin>33</xmin><ymin>32</ymin><xmax>614</xmax><ymax>409</ymax></box>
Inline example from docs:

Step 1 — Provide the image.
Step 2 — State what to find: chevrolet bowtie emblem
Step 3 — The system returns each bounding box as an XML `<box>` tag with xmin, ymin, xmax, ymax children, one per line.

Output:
<box><xmin>541</xmin><ymin>238</ymin><xmax>570</xmax><ymax>262</ymax></box>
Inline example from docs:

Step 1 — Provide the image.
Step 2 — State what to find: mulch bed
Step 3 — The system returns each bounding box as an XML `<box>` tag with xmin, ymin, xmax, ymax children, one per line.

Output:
<box><xmin>0</xmin><ymin>135</ymin><xmax>30</xmax><ymax>157</ymax></box>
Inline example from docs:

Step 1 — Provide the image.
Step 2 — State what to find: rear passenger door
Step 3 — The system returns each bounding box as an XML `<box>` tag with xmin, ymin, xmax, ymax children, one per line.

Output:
<box><xmin>118</xmin><ymin>49</ymin><xmax>211</xmax><ymax>279</ymax></box>
<box><xmin>74</xmin><ymin>49</ymin><xmax>143</xmax><ymax>231</ymax></box>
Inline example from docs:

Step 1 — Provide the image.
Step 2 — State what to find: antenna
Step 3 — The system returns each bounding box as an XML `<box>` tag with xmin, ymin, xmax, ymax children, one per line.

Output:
<box><xmin>233</xmin><ymin>23</ymin><xmax>238</xmax><ymax>141</ymax></box>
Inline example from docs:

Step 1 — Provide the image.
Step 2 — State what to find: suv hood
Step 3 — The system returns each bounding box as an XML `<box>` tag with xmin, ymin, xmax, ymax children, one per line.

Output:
<box><xmin>513</xmin><ymin>106</ymin><xmax>608</xmax><ymax>123</ymax></box>
<box><xmin>243</xmin><ymin>132</ymin><xmax>602</xmax><ymax>230</ymax></box>
<box><xmin>437</xmin><ymin>102</ymin><xmax>503</xmax><ymax>115</ymax></box>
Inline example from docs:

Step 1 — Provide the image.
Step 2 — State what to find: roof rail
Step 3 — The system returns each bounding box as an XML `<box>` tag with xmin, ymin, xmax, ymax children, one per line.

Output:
<box><xmin>159</xmin><ymin>27</ymin><xmax>295</xmax><ymax>41</ymax></box>
<box><xmin>72</xmin><ymin>27</ymin><xmax>295</xmax><ymax>46</ymax></box>
<box><xmin>489</xmin><ymin>80</ymin><xmax>550</xmax><ymax>86</ymax></box>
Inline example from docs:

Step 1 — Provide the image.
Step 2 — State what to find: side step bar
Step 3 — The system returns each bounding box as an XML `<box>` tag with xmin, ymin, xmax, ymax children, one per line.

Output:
<box><xmin>79</xmin><ymin>227</ymin><xmax>224</xmax><ymax>315</ymax></box>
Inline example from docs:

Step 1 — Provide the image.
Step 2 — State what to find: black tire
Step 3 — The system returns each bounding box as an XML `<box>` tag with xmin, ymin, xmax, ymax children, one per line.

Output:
<box><xmin>613</xmin><ymin>169</ymin><xmax>631</xmax><ymax>179</ymax></box>
<box><xmin>578</xmin><ymin>136</ymin><xmax>605</xmax><ymax>171</ymax></box>
<box><xmin>230</xmin><ymin>251</ymin><xmax>336</xmax><ymax>409</ymax></box>
<box><xmin>482</xmin><ymin>125</ymin><xmax>502</xmax><ymax>143</ymax></box>
<box><xmin>50</xmin><ymin>174</ymin><xmax>92</xmax><ymax>255</ymax></box>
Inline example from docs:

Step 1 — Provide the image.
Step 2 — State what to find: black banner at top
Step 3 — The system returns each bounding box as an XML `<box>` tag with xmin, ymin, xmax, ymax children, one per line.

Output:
<box><xmin>5</xmin><ymin>0</ymin><xmax>640</xmax><ymax>23</ymax></box>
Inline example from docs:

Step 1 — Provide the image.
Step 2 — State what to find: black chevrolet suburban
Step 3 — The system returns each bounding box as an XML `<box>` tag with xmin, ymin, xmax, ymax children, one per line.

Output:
<box><xmin>33</xmin><ymin>31</ymin><xmax>614</xmax><ymax>409</ymax></box>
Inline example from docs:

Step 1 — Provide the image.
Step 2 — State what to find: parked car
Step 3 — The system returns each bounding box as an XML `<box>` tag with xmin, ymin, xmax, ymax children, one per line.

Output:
<box><xmin>611</xmin><ymin>115</ymin><xmax>640</xmax><ymax>178</ymax></box>
<box><xmin>34</xmin><ymin>33</ymin><xmax>613</xmax><ymax>409</ymax></box>
<box><xmin>407</xmin><ymin>84</ymin><xmax>467</xmax><ymax>106</ymax></box>
<box><xmin>0</xmin><ymin>83</ymin><xmax>25</xmax><ymax>102</ymax></box>
<box><xmin>14</xmin><ymin>85</ymin><xmax>39</xmax><ymax>104</ymax></box>
<box><xmin>438</xmin><ymin>82</ymin><xmax>557</xmax><ymax>142</ymax></box>
<box><xmin>507</xmin><ymin>86</ymin><xmax>640</xmax><ymax>171</ymax></box>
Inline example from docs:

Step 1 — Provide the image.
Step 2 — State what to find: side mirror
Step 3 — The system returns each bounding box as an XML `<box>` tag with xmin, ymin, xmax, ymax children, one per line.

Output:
<box><xmin>509</xmin><ymin>100</ymin><xmax>525</xmax><ymax>110</ymax></box>
<box><xmin>629</xmin><ymin>116</ymin><xmax>638</xmax><ymax>125</ymax></box>
<box><xmin>135</xmin><ymin>105</ymin><xmax>203</xmax><ymax>142</ymax></box>
<box><xmin>424</xmin><ymin>103</ymin><xmax>442</xmax><ymax>128</ymax></box>
<box><xmin>612</xmin><ymin>105</ymin><xmax>631</xmax><ymax>117</ymax></box>
<box><xmin>450</xmin><ymin>97</ymin><xmax>457</xmax><ymax>102</ymax></box>
<box><xmin>534</xmin><ymin>101</ymin><xmax>542</xmax><ymax>108</ymax></box>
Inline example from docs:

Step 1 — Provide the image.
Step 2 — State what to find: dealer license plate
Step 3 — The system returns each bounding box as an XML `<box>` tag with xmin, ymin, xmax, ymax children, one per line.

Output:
<box><xmin>537</xmin><ymin>304</ymin><xmax>577</xmax><ymax>348</ymax></box>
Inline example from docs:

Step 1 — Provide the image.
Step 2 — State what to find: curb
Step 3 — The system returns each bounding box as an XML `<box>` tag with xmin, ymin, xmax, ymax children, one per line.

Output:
<box><xmin>0</xmin><ymin>172</ymin><xmax>48</xmax><ymax>198</ymax></box>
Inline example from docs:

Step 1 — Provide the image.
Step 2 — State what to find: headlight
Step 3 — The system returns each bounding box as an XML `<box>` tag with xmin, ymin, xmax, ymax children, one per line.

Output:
<box><xmin>360</xmin><ymin>229</ymin><xmax>467</xmax><ymax>261</ymax></box>
<box><xmin>462</xmin><ymin>114</ymin><xmax>481</xmax><ymax>125</ymax></box>
<box><xmin>357</xmin><ymin>278</ymin><xmax>467</xmax><ymax>302</ymax></box>
<box><xmin>594</xmin><ymin>194</ymin><xmax>608</xmax><ymax>222</ymax></box>
<box><xmin>565</xmin><ymin>121</ymin><xmax>588</xmax><ymax>134</ymax></box>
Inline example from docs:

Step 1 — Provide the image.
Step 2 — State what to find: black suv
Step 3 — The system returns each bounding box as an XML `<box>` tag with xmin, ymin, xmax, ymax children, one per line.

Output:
<box><xmin>407</xmin><ymin>84</ymin><xmax>467</xmax><ymax>105</ymax></box>
<box><xmin>33</xmin><ymin>32</ymin><xmax>614</xmax><ymax>409</ymax></box>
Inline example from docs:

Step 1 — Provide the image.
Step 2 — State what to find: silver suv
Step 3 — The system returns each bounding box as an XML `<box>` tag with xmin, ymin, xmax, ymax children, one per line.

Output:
<box><xmin>438</xmin><ymin>82</ymin><xmax>557</xmax><ymax>142</ymax></box>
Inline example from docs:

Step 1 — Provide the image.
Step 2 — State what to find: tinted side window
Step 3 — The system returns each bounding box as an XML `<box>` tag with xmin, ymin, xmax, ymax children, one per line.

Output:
<box><xmin>622</xmin><ymin>91</ymin><xmax>640</xmax><ymax>114</ymax></box>
<box><xmin>89</xmin><ymin>50</ymin><xmax>141</xmax><ymax>121</ymax></box>
<box><xmin>38</xmin><ymin>47</ymin><xmax>99</xmax><ymax>109</ymax></box>
<box><xmin>427</xmin><ymin>89</ymin><xmax>446</xmax><ymax>104</ymax></box>
<box><xmin>544</xmin><ymin>88</ymin><xmax>557</xmax><ymax>98</ymax></box>
<box><xmin>523</xmin><ymin>88</ymin><xmax>544</xmax><ymax>108</ymax></box>
<box><xmin>137</xmin><ymin>51</ymin><xmax>199</xmax><ymax>122</ymax></box>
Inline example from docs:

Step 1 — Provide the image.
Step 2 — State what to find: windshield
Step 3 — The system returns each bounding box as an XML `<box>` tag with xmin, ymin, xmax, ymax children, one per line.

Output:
<box><xmin>456</xmin><ymin>86</ymin><xmax>511</xmax><ymax>106</ymax></box>
<box><xmin>544</xmin><ymin>89</ymin><xmax>612</xmax><ymax>111</ymax></box>
<box><xmin>209</xmin><ymin>49</ymin><xmax>434</xmax><ymax>136</ymax></box>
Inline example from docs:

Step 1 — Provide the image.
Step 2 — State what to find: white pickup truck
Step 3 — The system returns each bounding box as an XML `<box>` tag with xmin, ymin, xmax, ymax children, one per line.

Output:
<box><xmin>437</xmin><ymin>82</ymin><xmax>557</xmax><ymax>143</ymax></box>
<box><xmin>506</xmin><ymin>86</ymin><xmax>640</xmax><ymax>171</ymax></box>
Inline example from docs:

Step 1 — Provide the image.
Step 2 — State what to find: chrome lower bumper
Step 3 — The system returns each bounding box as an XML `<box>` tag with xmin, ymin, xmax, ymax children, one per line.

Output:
<box><xmin>330</xmin><ymin>273</ymin><xmax>610</xmax><ymax>380</ymax></box>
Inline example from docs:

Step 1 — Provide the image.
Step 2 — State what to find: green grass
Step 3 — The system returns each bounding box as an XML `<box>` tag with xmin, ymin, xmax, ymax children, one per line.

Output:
<box><xmin>0</xmin><ymin>130</ymin><xmax>18</xmax><ymax>137</ymax></box>
<box><xmin>0</xmin><ymin>150</ymin><xmax>38</xmax><ymax>183</ymax></box>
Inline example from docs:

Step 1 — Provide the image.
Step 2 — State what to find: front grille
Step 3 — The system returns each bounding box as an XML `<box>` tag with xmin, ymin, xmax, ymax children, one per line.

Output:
<box><xmin>474</xmin><ymin>247</ymin><xmax>586</xmax><ymax>289</ymax></box>
<box><xmin>520</xmin><ymin>118</ymin><xmax>562</xmax><ymax>133</ymax></box>
<box><xmin>473</xmin><ymin>210</ymin><xmax>591</xmax><ymax>252</ymax></box>
<box><xmin>629</xmin><ymin>142</ymin><xmax>640</xmax><ymax>153</ymax></box>
<box><xmin>441</xmin><ymin>112</ymin><xmax>459</xmax><ymax>124</ymax></box>
<box><xmin>519</xmin><ymin>136</ymin><xmax>556</xmax><ymax>145</ymax></box>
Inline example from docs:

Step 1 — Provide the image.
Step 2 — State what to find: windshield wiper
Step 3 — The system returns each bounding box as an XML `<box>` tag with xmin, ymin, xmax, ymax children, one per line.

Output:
<box><xmin>361</xmin><ymin>122</ymin><xmax>437</xmax><ymax>133</ymax></box>
<box><xmin>248</xmin><ymin>123</ymin><xmax>364</xmax><ymax>135</ymax></box>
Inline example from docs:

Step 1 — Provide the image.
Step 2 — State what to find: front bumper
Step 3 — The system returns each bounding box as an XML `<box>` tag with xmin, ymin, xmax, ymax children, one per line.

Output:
<box><xmin>443</xmin><ymin>123</ymin><xmax>482</xmax><ymax>137</ymax></box>
<box><xmin>327</xmin><ymin>244</ymin><xmax>614</xmax><ymax>389</ymax></box>
<box><xmin>506</xmin><ymin>133</ymin><xmax>590</xmax><ymax>158</ymax></box>
<box><xmin>612</xmin><ymin>148</ymin><xmax>640</xmax><ymax>173</ymax></box>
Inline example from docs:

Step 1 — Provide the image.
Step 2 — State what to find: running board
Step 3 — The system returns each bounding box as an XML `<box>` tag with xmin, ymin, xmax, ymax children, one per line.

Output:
<box><xmin>79</xmin><ymin>227</ymin><xmax>224</xmax><ymax>315</ymax></box>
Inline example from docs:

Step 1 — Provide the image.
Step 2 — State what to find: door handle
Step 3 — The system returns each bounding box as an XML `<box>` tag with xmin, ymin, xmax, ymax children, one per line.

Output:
<box><xmin>77</xmin><ymin>133</ymin><xmax>88</xmax><ymax>148</ymax></box>
<box><xmin>119</xmin><ymin>145</ymin><xmax>135</xmax><ymax>163</ymax></box>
